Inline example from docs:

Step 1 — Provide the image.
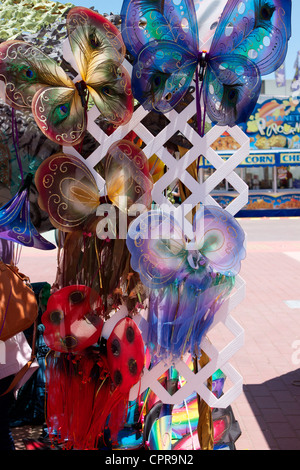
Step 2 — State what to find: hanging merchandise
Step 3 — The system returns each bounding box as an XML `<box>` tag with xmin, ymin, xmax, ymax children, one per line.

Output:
<box><xmin>0</xmin><ymin>173</ymin><xmax>56</xmax><ymax>250</ymax></box>
<box><xmin>44</xmin><ymin>310</ymin><xmax>145</xmax><ymax>450</ymax></box>
<box><xmin>42</xmin><ymin>285</ymin><xmax>104</xmax><ymax>353</ymax></box>
<box><xmin>127</xmin><ymin>205</ymin><xmax>245</xmax><ymax>359</ymax></box>
<box><xmin>0</xmin><ymin>7</ymin><xmax>134</xmax><ymax>146</ymax></box>
<box><xmin>35</xmin><ymin>141</ymin><xmax>153</xmax><ymax>233</ymax></box>
<box><xmin>0</xmin><ymin>260</ymin><xmax>38</xmax><ymax>341</ymax></box>
<box><xmin>0</xmin><ymin>0</ymin><xmax>273</xmax><ymax>452</ymax></box>
<box><xmin>104</xmin><ymin>139</ymin><xmax>154</xmax><ymax>213</ymax></box>
<box><xmin>35</xmin><ymin>152</ymin><xmax>100</xmax><ymax>232</ymax></box>
<box><xmin>144</xmin><ymin>366</ymin><xmax>241</xmax><ymax>450</ymax></box>
<box><xmin>120</xmin><ymin>0</ymin><xmax>291</xmax><ymax>135</ymax></box>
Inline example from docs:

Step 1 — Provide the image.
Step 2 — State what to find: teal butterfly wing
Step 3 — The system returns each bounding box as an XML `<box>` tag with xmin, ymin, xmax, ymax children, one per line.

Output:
<box><xmin>121</xmin><ymin>0</ymin><xmax>199</xmax><ymax>113</ymax></box>
<box><xmin>203</xmin><ymin>53</ymin><xmax>262</xmax><ymax>126</ymax></box>
<box><xmin>121</xmin><ymin>0</ymin><xmax>199</xmax><ymax>57</ymax></box>
<box><xmin>204</xmin><ymin>0</ymin><xmax>292</xmax><ymax>126</ymax></box>
<box><xmin>131</xmin><ymin>41</ymin><xmax>197</xmax><ymax>113</ymax></box>
<box><xmin>209</xmin><ymin>0</ymin><xmax>292</xmax><ymax>76</ymax></box>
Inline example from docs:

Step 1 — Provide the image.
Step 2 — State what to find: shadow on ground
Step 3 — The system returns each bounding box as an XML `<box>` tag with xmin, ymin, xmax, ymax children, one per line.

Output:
<box><xmin>244</xmin><ymin>368</ymin><xmax>300</xmax><ymax>450</ymax></box>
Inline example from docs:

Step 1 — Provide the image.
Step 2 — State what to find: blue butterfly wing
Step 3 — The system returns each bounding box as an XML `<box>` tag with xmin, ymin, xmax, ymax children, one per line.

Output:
<box><xmin>121</xmin><ymin>0</ymin><xmax>199</xmax><ymax>57</ymax></box>
<box><xmin>126</xmin><ymin>210</ymin><xmax>188</xmax><ymax>289</ymax></box>
<box><xmin>0</xmin><ymin>187</ymin><xmax>56</xmax><ymax>250</ymax></box>
<box><xmin>131</xmin><ymin>41</ymin><xmax>197</xmax><ymax>113</ymax></box>
<box><xmin>209</xmin><ymin>0</ymin><xmax>292</xmax><ymax>76</ymax></box>
<box><xmin>204</xmin><ymin>54</ymin><xmax>261</xmax><ymax>126</ymax></box>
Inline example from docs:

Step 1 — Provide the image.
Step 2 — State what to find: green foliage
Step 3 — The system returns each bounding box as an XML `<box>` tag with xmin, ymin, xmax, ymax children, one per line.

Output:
<box><xmin>0</xmin><ymin>0</ymin><xmax>74</xmax><ymax>40</ymax></box>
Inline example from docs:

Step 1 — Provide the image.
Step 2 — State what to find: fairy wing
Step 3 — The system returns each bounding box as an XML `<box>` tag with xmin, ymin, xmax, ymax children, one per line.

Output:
<box><xmin>35</xmin><ymin>153</ymin><xmax>100</xmax><ymax>232</ymax></box>
<box><xmin>67</xmin><ymin>7</ymin><xmax>126</xmax><ymax>79</ymax></box>
<box><xmin>203</xmin><ymin>0</ymin><xmax>291</xmax><ymax>126</ymax></box>
<box><xmin>192</xmin><ymin>206</ymin><xmax>246</xmax><ymax>276</ymax></box>
<box><xmin>85</xmin><ymin>60</ymin><xmax>133</xmax><ymax>126</ymax></box>
<box><xmin>31</xmin><ymin>86</ymin><xmax>87</xmax><ymax>146</ymax></box>
<box><xmin>203</xmin><ymin>54</ymin><xmax>262</xmax><ymax>126</ymax></box>
<box><xmin>210</xmin><ymin>0</ymin><xmax>292</xmax><ymax>76</ymax></box>
<box><xmin>104</xmin><ymin>139</ymin><xmax>153</xmax><ymax>213</ymax></box>
<box><xmin>0</xmin><ymin>40</ymin><xmax>88</xmax><ymax>146</ymax></box>
<box><xmin>121</xmin><ymin>0</ymin><xmax>199</xmax><ymax>57</ymax></box>
<box><xmin>131</xmin><ymin>41</ymin><xmax>197</xmax><ymax>113</ymax></box>
<box><xmin>0</xmin><ymin>179</ymin><xmax>56</xmax><ymax>250</ymax></box>
<box><xmin>66</xmin><ymin>7</ymin><xmax>133</xmax><ymax>126</ymax></box>
<box><xmin>0</xmin><ymin>40</ymin><xmax>74</xmax><ymax>111</ymax></box>
<box><xmin>121</xmin><ymin>0</ymin><xmax>199</xmax><ymax>113</ymax></box>
<box><xmin>126</xmin><ymin>210</ymin><xmax>188</xmax><ymax>289</ymax></box>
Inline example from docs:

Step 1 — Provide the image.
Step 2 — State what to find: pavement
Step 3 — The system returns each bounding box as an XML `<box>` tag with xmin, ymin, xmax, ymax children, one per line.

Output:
<box><xmin>222</xmin><ymin>216</ymin><xmax>300</xmax><ymax>450</ymax></box>
<box><xmin>10</xmin><ymin>216</ymin><xmax>300</xmax><ymax>451</ymax></box>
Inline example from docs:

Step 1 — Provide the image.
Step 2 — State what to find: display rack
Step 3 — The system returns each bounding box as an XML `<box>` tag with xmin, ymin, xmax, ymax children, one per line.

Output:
<box><xmin>62</xmin><ymin>24</ymin><xmax>248</xmax><ymax>408</ymax></box>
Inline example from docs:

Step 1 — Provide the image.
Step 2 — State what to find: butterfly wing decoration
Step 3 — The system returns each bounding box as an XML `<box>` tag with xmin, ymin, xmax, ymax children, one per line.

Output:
<box><xmin>35</xmin><ymin>141</ymin><xmax>153</xmax><ymax>232</ymax></box>
<box><xmin>35</xmin><ymin>152</ymin><xmax>100</xmax><ymax>232</ymax></box>
<box><xmin>128</xmin><ymin>41</ymin><xmax>198</xmax><ymax>113</ymax></box>
<box><xmin>104</xmin><ymin>139</ymin><xmax>154</xmax><ymax>213</ymax></box>
<box><xmin>66</xmin><ymin>7</ymin><xmax>134</xmax><ymax>126</ymax></box>
<box><xmin>192</xmin><ymin>205</ymin><xmax>246</xmax><ymax>276</ymax></box>
<box><xmin>121</xmin><ymin>0</ymin><xmax>199</xmax><ymax>113</ymax></box>
<box><xmin>0</xmin><ymin>40</ymin><xmax>87</xmax><ymax>146</ymax></box>
<box><xmin>121</xmin><ymin>0</ymin><xmax>199</xmax><ymax>57</ymax></box>
<box><xmin>127</xmin><ymin>207</ymin><xmax>245</xmax><ymax>357</ymax></box>
<box><xmin>127</xmin><ymin>205</ymin><xmax>245</xmax><ymax>287</ymax></box>
<box><xmin>0</xmin><ymin>174</ymin><xmax>56</xmax><ymax>250</ymax></box>
<box><xmin>0</xmin><ymin>7</ymin><xmax>133</xmax><ymax>147</ymax></box>
<box><xmin>121</xmin><ymin>0</ymin><xmax>291</xmax><ymax>128</ymax></box>
<box><xmin>204</xmin><ymin>0</ymin><xmax>292</xmax><ymax>126</ymax></box>
<box><xmin>126</xmin><ymin>209</ymin><xmax>188</xmax><ymax>289</ymax></box>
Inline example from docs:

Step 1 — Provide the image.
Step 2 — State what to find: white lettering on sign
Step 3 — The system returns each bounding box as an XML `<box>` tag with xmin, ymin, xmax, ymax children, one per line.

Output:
<box><xmin>257</xmin><ymin>118</ymin><xmax>300</xmax><ymax>137</ymax></box>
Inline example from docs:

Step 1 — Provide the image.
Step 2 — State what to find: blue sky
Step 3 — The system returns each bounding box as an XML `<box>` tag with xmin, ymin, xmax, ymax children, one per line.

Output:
<box><xmin>62</xmin><ymin>0</ymin><xmax>300</xmax><ymax>80</ymax></box>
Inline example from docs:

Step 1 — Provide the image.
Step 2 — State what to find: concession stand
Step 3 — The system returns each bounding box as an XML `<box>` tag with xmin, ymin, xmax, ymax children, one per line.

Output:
<box><xmin>202</xmin><ymin>96</ymin><xmax>300</xmax><ymax>217</ymax></box>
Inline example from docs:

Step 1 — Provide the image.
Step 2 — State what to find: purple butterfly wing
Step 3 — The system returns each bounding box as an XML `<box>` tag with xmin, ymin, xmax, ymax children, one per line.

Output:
<box><xmin>193</xmin><ymin>206</ymin><xmax>246</xmax><ymax>276</ymax></box>
<box><xmin>131</xmin><ymin>41</ymin><xmax>197</xmax><ymax>113</ymax></box>
<box><xmin>0</xmin><ymin>182</ymin><xmax>56</xmax><ymax>250</ymax></box>
<box><xmin>210</xmin><ymin>0</ymin><xmax>292</xmax><ymax>76</ymax></box>
<box><xmin>126</xmin><ymin>210</ymin><xmax>188</xmax><ymax>289</ymax></box>
<box><xmin>204</xmin><ymin>54</ymin><xmax>261</xmax><ymax>126</ymax></box>
<box><xmin>121</xmin><ymin>0</ymin><xmax>199</xmax><ymax>57</ymax></box>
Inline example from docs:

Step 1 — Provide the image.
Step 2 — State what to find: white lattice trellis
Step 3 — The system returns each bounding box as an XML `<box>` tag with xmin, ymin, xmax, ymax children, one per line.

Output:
<box><xmin>62</xmin><ymin>12</ymin><xmax>248</xmax><ymax>408</ymax></box>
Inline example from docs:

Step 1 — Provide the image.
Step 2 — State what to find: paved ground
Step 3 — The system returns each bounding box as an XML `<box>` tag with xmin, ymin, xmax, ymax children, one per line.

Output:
<box><xmin>224</xmin><ymin>217</ymin><xmax>300</xmax><ymax>450</ymax></box>
<box><xmin>10</xmin><ymin>217</ymin><xmax>300</xmax><ymax>450</ymax></box>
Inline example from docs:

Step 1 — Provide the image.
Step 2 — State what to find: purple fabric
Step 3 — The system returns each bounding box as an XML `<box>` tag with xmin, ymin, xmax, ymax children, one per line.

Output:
<box><xmin>0</xmin><ymin>181</ymin><xmax>56</xmax><ymax>250</ymax></box>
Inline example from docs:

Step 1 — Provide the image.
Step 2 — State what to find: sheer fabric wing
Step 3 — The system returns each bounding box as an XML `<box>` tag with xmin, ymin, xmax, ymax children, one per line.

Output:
<box><xmin>204</xmin><ymin>54</ymin><xmax>262</xmax><ymax>126</ymax></box>
<box><xmin>67</xmin><ymin>7</ymin><xmax>126</xmax><ymax>78</ymax></box>
<box><xmin>210</xmin><ymin>0</ymin><xmax>292</xmax><ymax>75</ymax></box>
<box><xmin>121</xmin><ymin>0</ymin><xmax>199</xmax><ymax>57</ymax></box>
<box><xmin>131</xmin><ymin>41</ymin><xmax>197</xmax><ymax>113</ymax></box>
<box><xmin>35</xmin><ymin>153</ymin><xmax>100</xmax><ymax>232</ymax></box>
<box><xmin>126</xmin><ymin>210</ymin><xmax>187</xmax><ymax>289</ymax></box>
<box><xmin>0</xmin><ymin>40</ymin><xmax>74</xmax><ymax>111</ymax></box>
<box><xmin>67</xmin><ymin>7</ymin><xmax>133</xmax><ymax>126</ymax></box>
<box><xmin>32</xmin><ymin>86</ymin><xmax>86</xmax><ymax>146</ymax></box>
<box><xmin>193</xmin><ymin>206</ymin><xmax>246</xmax><ymax>276</ymax></box>
<box><xmin>104</xmin><ymin>139</ymin><xmax>153</xmax><ymax>212</ymax></box>
<box><xmin>86</xmin><ymin>61</ymin><xmax>133</xmax><ymax>126</ymax></box>
<box><xmin>0</xmin><ymin>188</ymin><xmax>56</xmax><ymax>250</ymax></box>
